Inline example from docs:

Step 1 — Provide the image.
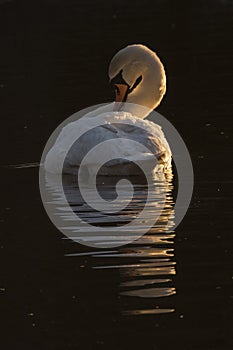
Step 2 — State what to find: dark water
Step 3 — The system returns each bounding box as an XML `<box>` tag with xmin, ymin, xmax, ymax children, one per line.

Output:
<box><xmin>1</xmin><ymin>1</ymin><xmax>233</xmax><ymax>349</ymax></box>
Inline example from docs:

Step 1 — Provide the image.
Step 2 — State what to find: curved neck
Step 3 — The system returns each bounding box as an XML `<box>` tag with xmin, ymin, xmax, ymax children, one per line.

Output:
<box><xmin>127</xmin><ymin>62</ymin><xmax>166</xmax><ymax>118</ymax></box>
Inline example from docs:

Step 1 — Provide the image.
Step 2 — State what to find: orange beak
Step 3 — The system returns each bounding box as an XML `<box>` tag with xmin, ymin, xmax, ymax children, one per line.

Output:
<box><xmin>114</xmin><ymin>84</ymin><xmax>129</xmax><ymax>111</ymax></box>
<box><xmin>114</xmin><ymin>84</ymin><xmax>129</xmax><ymax>102</ymax></box>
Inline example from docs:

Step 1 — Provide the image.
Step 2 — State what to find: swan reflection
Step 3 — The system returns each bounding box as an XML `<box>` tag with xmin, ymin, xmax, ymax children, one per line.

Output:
<box><xmin>44</xmin><ymin>170</ymin><xmax>176</xmax><ymax>315</ymax></box>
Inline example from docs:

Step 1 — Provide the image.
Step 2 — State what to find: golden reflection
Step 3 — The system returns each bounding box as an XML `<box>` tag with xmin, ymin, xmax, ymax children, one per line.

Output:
<box><xmin>117</xmin><ymin>171</ymin><xmax>176</xmax><ymax>315</ymax></box>
<box><xmin>120</xmin><ymin>287</ymin><xmax>176</xmax><ymax>298</ymax></box>
<box><xmin>122</xmin><ymin>308</ymin><xmax>175</xmax><ymax>316</ymax></box>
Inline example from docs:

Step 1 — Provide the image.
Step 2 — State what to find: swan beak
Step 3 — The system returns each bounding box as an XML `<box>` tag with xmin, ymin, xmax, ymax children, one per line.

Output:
<box><xmin>113</xmin><ymin>84</ymin><xmax>129</xmax><ymax>111</ymax></box>
<box><xmin>115</xmin><ymin>84</ymin><xmax>128</xmax><ymax>102</ymax></box>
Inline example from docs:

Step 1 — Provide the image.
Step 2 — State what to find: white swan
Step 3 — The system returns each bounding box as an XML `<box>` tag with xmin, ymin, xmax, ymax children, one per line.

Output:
<box><xmin>44</xmin><ymin>44</ymin><xmax>171</xmax><ymax>176</ymax></box>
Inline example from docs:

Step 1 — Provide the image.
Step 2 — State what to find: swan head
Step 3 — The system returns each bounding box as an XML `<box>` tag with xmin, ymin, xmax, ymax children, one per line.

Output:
<box><xmin>108</xmin><ymin>44</ymin><xmax>166</xmax><ymax>118</ymax></box>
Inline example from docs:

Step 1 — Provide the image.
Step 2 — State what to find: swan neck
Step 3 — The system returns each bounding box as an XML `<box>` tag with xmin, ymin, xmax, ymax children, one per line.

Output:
<box><xmin>128</xmin><ymin>62</ymin><xmax>166</xmax><ymax>116</ymax></box>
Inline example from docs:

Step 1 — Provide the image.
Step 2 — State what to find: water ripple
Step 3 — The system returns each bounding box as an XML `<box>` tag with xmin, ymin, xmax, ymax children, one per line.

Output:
<box><xmin>46</xmin><ymin>171</ymin><xmax>176</xmax><ymax>315</ymax></box>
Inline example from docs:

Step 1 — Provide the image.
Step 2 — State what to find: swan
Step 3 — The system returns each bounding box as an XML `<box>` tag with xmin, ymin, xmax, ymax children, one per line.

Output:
<box><xmin>44</xmin><ymin>44</ymin><xmax>171</xmax><ymax>176</ymax></box>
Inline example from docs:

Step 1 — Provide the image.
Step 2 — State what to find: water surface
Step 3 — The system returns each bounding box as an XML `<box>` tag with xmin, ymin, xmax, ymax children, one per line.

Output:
<box><xmin>1</xmin><ymin>0</ymin><xmax>233</xmax><ymax>349</ymax></box>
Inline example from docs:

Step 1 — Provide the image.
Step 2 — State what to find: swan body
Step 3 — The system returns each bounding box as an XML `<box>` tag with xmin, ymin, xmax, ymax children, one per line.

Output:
<box><xmin>44</xmin><ymin>44</ymin><xmax>171</xmax><ymax>176</ymax></box>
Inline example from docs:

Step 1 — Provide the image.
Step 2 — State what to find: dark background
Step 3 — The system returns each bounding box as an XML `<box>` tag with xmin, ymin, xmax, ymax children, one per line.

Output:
<box><xmin>1</xmin><ymin>0</ymin><xmax>232</xmax><ymax>167</ymax></box>
<box><xmin>0</xmin><ymin>0</ymin><xmax>232</xmax><ymax>349</ymax></box>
